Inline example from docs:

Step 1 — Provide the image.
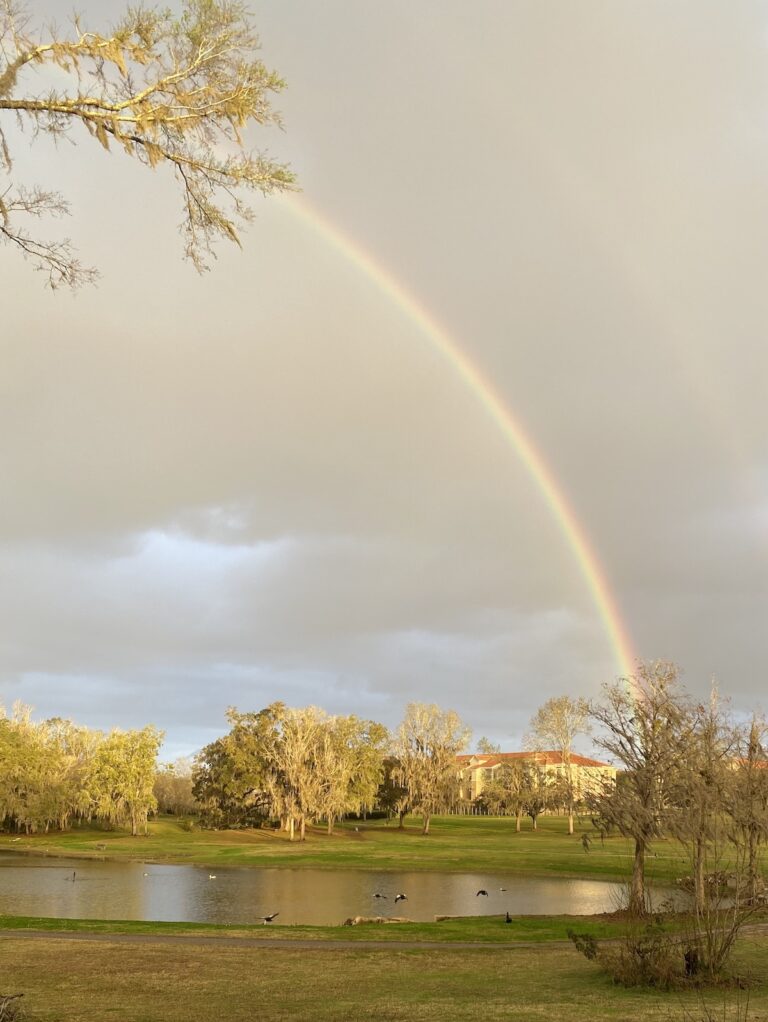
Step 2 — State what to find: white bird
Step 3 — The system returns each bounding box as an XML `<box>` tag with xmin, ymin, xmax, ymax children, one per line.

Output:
<box><xmin>208</xmin><ymin>874</ymin><xmax>217</xmax><ymax>880</ymax></box>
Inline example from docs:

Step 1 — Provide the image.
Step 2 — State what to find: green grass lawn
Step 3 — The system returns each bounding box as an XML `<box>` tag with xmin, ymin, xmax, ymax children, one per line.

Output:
<box><xmin>3</xmin><ymin>931</ymin><xmax>768</xmax><ymax>1021</ymax></box>
<box><xmin>1</xmin><ymin>813</ymin><xmax>698</xmax><ymax>885</ymax></box>
<box><xmin>0</xmin><ymin>910</ymin><xmax>646</xmax><ymax>944</ymax></box>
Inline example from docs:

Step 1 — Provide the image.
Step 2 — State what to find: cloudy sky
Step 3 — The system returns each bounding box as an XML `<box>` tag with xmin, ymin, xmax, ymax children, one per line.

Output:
<box><xmin>3</xmin><ymin>1</ymin><xmax>768</xmax><ymax>758</ymax></box>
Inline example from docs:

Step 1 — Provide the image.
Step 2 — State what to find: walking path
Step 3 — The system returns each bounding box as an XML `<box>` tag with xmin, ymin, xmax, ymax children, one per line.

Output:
<box><xmin>0</xmin><ymin>929</ymin><xmax>567</xmax><ymax>952</ymax></box>
<box><xmin>2</xmin><ymin>922</ymin><xmax>767</xmax><ymax>953</ymax></box>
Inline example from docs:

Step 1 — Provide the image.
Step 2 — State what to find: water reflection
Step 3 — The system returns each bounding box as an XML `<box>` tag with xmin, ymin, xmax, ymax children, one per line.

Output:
<box><xmin>0</xmin><ymin>854</ymin><xmax>667</xmax><ymax>925</ymax></box>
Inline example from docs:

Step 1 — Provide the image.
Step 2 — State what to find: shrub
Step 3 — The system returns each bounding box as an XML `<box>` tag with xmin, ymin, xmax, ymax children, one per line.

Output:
<box><xmin>569</xmin><ymin>920</ymin><xmax>689</xmax><ymax>990</ymax></box>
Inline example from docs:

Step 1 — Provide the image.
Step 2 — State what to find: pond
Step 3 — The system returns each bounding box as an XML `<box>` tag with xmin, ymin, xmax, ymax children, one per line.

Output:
<box><xmin>0</xmin><ymin>854</ymin><xmax>677</xmax><ymax>926</ymax></box>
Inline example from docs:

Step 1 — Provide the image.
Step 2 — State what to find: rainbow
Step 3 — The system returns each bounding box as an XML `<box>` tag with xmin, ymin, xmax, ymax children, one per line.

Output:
<box><xmin>281</xmin><ymin>194</ymin><xmax>637</xmax><ymax>680</ymax></box>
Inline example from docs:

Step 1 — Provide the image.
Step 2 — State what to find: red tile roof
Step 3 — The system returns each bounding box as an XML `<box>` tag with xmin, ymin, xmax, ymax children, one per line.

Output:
<box><xmin>459</xmin><ymin>751</ymin><xmax>612</xmax><ymax>770</ymax></box>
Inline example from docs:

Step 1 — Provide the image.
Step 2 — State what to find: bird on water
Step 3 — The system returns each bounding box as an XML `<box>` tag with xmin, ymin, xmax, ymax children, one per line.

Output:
<box><xmin>476</xmin><ymin>890</ymin><xmax>489</xmax><ymax>897</ymax></box>
<box><xmin>394</xmin><ymin>893</ymin><xmax>407</xmax><ymax>904</ymax></box>
<box><xmin>373</xmin><ymin>893</ymin><xmax>387</xmax><ymax>899</ymax></box>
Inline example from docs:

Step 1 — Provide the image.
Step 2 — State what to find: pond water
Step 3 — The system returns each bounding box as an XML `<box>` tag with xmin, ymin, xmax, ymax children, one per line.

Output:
<box><xmin>0</xmin><ymin>853</ymin><xmax>674</xmax><ymax>925</ymax></box>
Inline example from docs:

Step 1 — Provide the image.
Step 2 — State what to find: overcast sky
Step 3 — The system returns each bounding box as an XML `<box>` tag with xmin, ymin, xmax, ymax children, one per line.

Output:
<box><xmin>3</xmin><ymin>1</ymin><xmax>768</xmax><ymax>758</ymax></box>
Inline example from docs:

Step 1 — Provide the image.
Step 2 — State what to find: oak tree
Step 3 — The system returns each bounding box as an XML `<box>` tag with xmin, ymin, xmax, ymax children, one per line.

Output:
<box><xmin>86</xmin><ymin>725</ymin><xmax>163</xmax><ymax>836</ymax></box>
<box><xmin>392</xmin><ymin>702</ymin><xmax>470</xmax><ymax>835</ymax></box>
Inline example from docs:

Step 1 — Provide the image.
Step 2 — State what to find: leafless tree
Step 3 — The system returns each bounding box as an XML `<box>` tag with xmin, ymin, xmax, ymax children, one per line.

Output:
<box><xmin>589</xmin><ymin>660</ymin><xmax>696</xmax><ymax>916</ymax></box>
<box><xmin>529</xmin><ymin>695</ymin><xmax>590</xmax><ymax>835</ymax></box>
<box><xmin>729</xmin><ymin>715</ymin><xmax>768</xmax><ymax>905</ymax></box>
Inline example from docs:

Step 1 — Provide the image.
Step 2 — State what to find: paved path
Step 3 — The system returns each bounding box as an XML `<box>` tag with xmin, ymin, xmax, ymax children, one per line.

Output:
<box><xmin>3</xmin><ymin>923</ymin><xmax>767</xmax><ymax>953</ymax></box>
<box><xmin>0</xmin><ymin>929</ymin><xmax>565</xmax><ymax>952</ymax></box>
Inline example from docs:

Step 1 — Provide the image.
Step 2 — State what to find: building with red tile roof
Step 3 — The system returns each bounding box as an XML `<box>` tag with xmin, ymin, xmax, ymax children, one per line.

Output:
<box><xmin>456</xmin><ymin>750</ymin><xmax>616</xmax><ymax>803</ymax></box>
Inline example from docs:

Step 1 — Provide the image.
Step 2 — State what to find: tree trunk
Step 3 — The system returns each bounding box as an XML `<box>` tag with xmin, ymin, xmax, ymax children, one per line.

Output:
<box><xmin>289</xmin><ymin>817</ymin><xmax>295</xmax><ymax>841</ymax></box>
<box><xmin>568</xmin><ymin>800</ymin><xmax>574</xmax><ymax>836</ymax></box>
<box><xmin>516</xmin><ymin>809</ymin><xmax>522</xmax><ymax>832</ymax></box>
<box><xmin>629</xmin><ymin>837</ymin><xmax>646</xmax><ymax>916</ymax></box>
<box><xmin>748</xmin><ymin>829</ymin><xmax>759</xmax><ymax>904</ymax></box>
<box><xmin>327</xmin><ymin>816</ymin><xmax>334</xmax><ymax>836</ymax></box>
<box><xmin>398</xmin><ymin>810</ymin><xmax>405</xmax><ymax>830</ymax></box>
<box><xmin>694</xmin><ymin>834</ymin><xmax>706</xmax><ymax>916</ymax></box>
<box><xmin>300</xmin><ymin>815</ymin><xmax>306</xmax><ymax>841</ymax></box>
<box><xmin>422</xmin><ymin>814</ymin><xmax>431</xmax><ymax>835</ymax></box>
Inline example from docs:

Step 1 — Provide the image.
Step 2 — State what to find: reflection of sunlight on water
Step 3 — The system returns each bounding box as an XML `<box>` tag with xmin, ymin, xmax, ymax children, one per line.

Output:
<box><xmin>0</xmin><ymin>855</ymin><xmax>678</xmax><ymax>925</ymax></box>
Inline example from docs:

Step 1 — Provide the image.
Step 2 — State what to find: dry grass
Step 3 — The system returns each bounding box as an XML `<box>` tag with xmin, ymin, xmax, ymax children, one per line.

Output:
<box><xmin>3</xmin><ymin>934</ymin><xmax>768</xmax><ymax>1021</ymax></box>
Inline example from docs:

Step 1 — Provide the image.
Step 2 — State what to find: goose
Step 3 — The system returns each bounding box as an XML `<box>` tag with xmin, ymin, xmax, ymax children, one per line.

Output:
<box><xmin>394</xmin><ymin>893</ymin><xmax>407</xmax><ymax>904</ymax></box>
<box><xmin>261</xmin><ymin>912</ymin><xmax>279</xmax><ymax>924</ymax></box>
<box><xmin>372</xmin><ymin>893</ymin><xmax>388</xmax><ymax>899</ymax></box>
<box><xmin>208</xmin><ymin>874</ymin><xmax>217</xmax><ymax>880</ymax></box>
<box><xmin>476</xmin><ymin>889</ymin><xmax>489</xmax><ymax>897</ymax></box>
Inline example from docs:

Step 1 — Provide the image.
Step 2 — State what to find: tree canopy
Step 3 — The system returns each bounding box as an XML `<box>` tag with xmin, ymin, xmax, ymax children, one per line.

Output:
<box><xmin>392</xmin><ymin>702</ymin><xmax>470</xmax><ymax>835</ymax></box>
<box><xmin>192</xmin><ymin>703</ymin><xmax>388</xmax><ymax>840</ymax></box>
<box><xmin>0</xmin><ymin>0</ymin><xmax>295</xmax><ymax>287</ymax></box>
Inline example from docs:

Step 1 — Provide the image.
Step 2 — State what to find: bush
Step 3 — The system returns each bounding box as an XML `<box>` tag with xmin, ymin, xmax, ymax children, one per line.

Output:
<box><xmin>569</xmin><ymin>920</ymin><xmax>690</xmax><ymax>990</ymax></box>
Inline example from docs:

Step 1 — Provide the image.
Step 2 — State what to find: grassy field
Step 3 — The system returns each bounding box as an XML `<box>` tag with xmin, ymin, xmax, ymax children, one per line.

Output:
<box><xmin>4</xmin><ymin>816</ymin><xmax>768</xmax><ymax>1020</ymax></box>
<box><xmin>3</xmin><ymin>931</ymin><xmax>768</xmax><ymax>1021</ymax></box>
<box><xmin>2</xmin><ymin>814</ymin><xmax>698</xmax><ymax>885</ymax></box>
<box><xmin>0</xmin><ymin>910</ymin><xmax>651</xmax><ymax>944</ymax></box>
